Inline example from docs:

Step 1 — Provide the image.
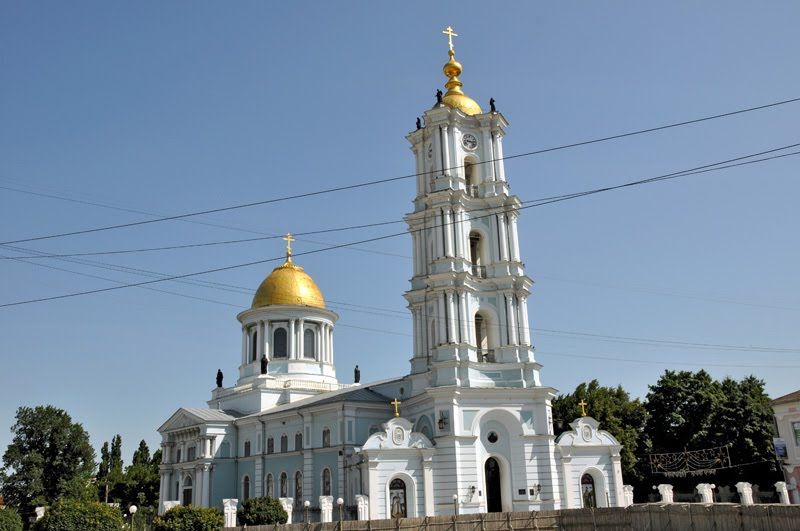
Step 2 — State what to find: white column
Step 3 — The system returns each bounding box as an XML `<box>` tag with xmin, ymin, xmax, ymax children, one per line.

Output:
<box><xmin>483</xmin><ymin>129</ymin><xmax>496</xmax><ymax>181</ymax></box>
<box><xmin>560</xmin><ymin>456</ymin><xmax>573</xmax><ymax>508</ymax></box>
<box><xmin>505</xmin><ymin>294</ymin><xmax>518</xmax><ymax>345</ymax></box>
<box><xmin>241</xmin><ymin>326</ymin><xmax>247</xmax><ymax>365</ymax></box>
<box><xmin>288</xmin><ymin>319</ymin><xmax>296</xmax><ymax>359</ymax></box>
<box><xmin>696</xmin><ymin>483</ymin><xmax>715</xmax><ymax>504</ymax></box>
<box><xmin>497</xmin><ymin>213</ymin><xmax>509</xmax><ymax>261</ymax></box>
<box><xmin>508</xmin><ymin>213</ymin><xmax>520</xmax><ymax>261</ymax></box>
<box><xmin>437</xmin><ymin>211</ymin><xmax>445</xmax><ymax>258</ymax></box>
<box><xmin>495</xmin><ymin>134</ymin><xmax>507</xmax><ymax>182</ymax></box>
<box><xmin>415</xmin><ymin>146</ymin><xmax>424</xmax><ymax>197</ymax></box>
<box><xmin>422</xmin><ymin>454</ymin><xmax>435</xmax><ymax>516</ymax></box>
<box><xmin>367</xmin><ymin>463</ymin><xmax>379</xmax><ymax>520</ymax></box>
<box><xmin>437</xmin><ymin>293</ymin><xmax>446</xmax><ymax>345</ymax></box>
<box><xmin>453</xmin><ymin>208</ymin><xmax>465</xmax><ymax>259</ymax></box>
<box><xmin>491</xmin><ymin>133</ymin><xmax>500</xmax><ymax>182</ymax></box>
<box><xmin>263</xmin><ymin>322</ymin><xmax>270</xmax><ymax>359</ymax></box>
<box><xmin>441</xmin><ymin>125</ymin><xmax>451</xmax><ymax>175</ymax></box>
<box><xmin>298</xmin><ymin>319</ymin><xmax>305</xmax><ymax>358</ymax></box>
<box><xmin>412</xmin><ymin>309</ymin><xmax>420</xmax><ymax>356</ymax></box>
<box><xmin>459</xmin><ymin>292</ymin><xmax>469</xmax><ymax>343</ymax></box>
<box><xmin>489</xmin><ymin>213</ymin><xmax>500</xmax><ymax>262</ymax></box>
<box><xmin>611</xmin><ymin>454</ymin><xmax>624</xmax><ymax>507</ymax></box>
<box><xmin>256</xmin><ymin>321</ymin><xmax>264</xmax><ymax>360</ymax></box>
<box><xmin>446</xmin><ymin>291</ymin><xmax>457</xmax><ymax>343</ymax></box>
<box><xmin>657</xmin><ymin>484</ymin><xmax>674</xmax><ymax>503</ymax></box>
<box><xmin>443</xmin><ymin>209</ymin><xmax>454</xmax><ymax>257</ymax></box>
<box><xmin>202</xmin><ymin>465</ymin><xmax>210</xmax><ymax>507</ymax></box>
<box><xmin>735</xmin><ymin>482</ymin><xmax>754</xmax><ymax>505</ymax></box>
<box><xmin>158</xmin><ymin>472</ymin><xmax>168</xmax><ymax>513</ymax></box>
<box><xmin>329</xmin><ymin>324</ymin><xmax>334</xmax><ymax>362</ymax></box>
<box><xmin>518</xmin><ymin>295</ymin><xmax>531</xmax><ymax>345</ymax></box>
<box><xmin>412</xmin><ymin>232</ymin><xmax>420</xmax><ymax>276</ymax></box>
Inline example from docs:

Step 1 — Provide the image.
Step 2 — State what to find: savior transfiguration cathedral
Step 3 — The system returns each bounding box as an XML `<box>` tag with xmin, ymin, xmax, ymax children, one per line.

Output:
<box><xmin>158</xmin><ymin>29</ymin><xmax>627</xmax><ymax>521</ymax></box>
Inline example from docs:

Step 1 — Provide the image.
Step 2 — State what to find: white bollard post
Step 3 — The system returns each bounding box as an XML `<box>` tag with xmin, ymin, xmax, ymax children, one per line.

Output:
<box><xmin>622</xmin><ymin>485</ymin><xmax>634</xmax><ymax>507</ymax></box>
<box><xmin>319</xmin><ymin>496</ymin><xmax>334</xmax><ymax>522</ymax></box>
<box><xmin>279</xmin><ymin>498</ymin><xmax>294</xmax><ymax>524</ymax></box>
<box><xmin>735</xmin><ymin>482</ymin><xmax>754</xmax><ymax>506</ymax></box>
<box><xmin>696</xmin><ymin>483</ymin><xmax>716</xmax><ymax>504</ymax></box>
<box><xmin>657</xmin><ymin>484</ymin><xmax>674</xmax><ymax>503</ymax></box>
<box><xmin>355</xmin><ymin>494</ymin><xmax>370</xmax><ymax>520</ymax></box>
<box><xmin>775</xmin><ymin>482</ymin><xmax>790</xmax><ymax>505</ymax></box>
<box><xmin>222</xmin><ymin>499</ymin><xmax>238</xmax><ymax>528</ymax></box>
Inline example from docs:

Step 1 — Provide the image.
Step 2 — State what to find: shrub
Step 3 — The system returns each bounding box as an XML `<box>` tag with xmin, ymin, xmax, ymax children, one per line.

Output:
<box><xmin>238</xmin><ymin>496</ymin><xmax>288</xmax><ymax>525</ymax></box>
<box><xmin>34</xmin><ymin>499</ymin><xmax>123</xmax><ymax>531</ymax></box>
<box><xmin>0</xmin><ymin>507</ymin><xmax>24</xmax><ymax>531</ymax></box>
<box><xmin>152</xmin><ymin>505</ymin><xmax>223</xmax><ymax>531</ymax></box>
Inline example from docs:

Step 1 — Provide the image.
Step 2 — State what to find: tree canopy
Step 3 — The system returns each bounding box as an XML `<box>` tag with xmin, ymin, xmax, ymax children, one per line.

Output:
<box><xmin>0</xmin><ymin>406</ymin><xmax>96</xmax><ymax>520</ymax></box>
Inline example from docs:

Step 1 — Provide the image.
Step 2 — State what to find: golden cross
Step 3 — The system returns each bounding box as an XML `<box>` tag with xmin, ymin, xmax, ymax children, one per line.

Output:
<box><xmin>391</xmin><ymin>398</ymin><xmax>401</xmax><ymax>417</ymax></box>
<box><xmin>442</xmin><ymin>26</ymin><xmax>458</xmax><ymax>53</ymax></box>
<box><xmin>283</xmin><ymin>232</ymin><xmax>295</xmax><ymax>259</ymax></box>
<box><xmin>578</xmin><ymin>399</ymin><xmax>588</xmax><ymax>417</ymax></box>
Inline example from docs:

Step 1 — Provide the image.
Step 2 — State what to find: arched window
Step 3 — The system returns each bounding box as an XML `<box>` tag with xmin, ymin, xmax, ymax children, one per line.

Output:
<box><xmin>280</xmin><ymin>434</ymin><xmax>288</xmax><ymax>453</ymax></box>
<box><xmin>469</xmin><ymin>232</ymin><xmax>486</xmax><ymax>278</ymax></box>
<box><xmin>294</xmin><ymin>471</ymin><xmax>303</xmax><ymax>506</ymax></box>
<box><xmin>243</xmin><ymin>440</ymin><xmax>251</xmax><ymax>457</ymax></box>
<box><xmin>182</xmin><ymin>475</ymin><xmax>193</xmax><ymax>506</ymax></box>
<box><xmin>475</xmin><ymin>313</ymin><xmax>493</xmax><ymax>362</ymax></box>
<box><xmin>303</xmin><ymin>328</ymin><xmax>315</xmax><ymax>358</ymax></box>
<box><xmin>280</xmin><ymin>472</ymin><xmax>288</xmax><ymax>497</ymax></box>
<box><xmin>295</xmin><ymin>432</ymin><xmax>303</xmax><ymax>451</ymax></box>
<box><xmin>322</xmin><ymin>428</ymin><xmax>331</xmax><ymax>448</ymax></box>
<box><xmin>322</xmin><ymin>468</ymin><xmax>332</xmax><ymax>496</ymax></box>
<box><xmin>251</xmin><ymin>329</ymin><xmax>258</xmax><ymax>362</ymax></box>
<box><xmin>581</xmin><ymin>474</ymin><xmax>597</xmax><ymax>508</ymax></box>
<box><xmin>266</xmin><ymin>473</ymin><xmax>274</xmax><ymax>498</ymax></box>
<box><xmin>267</xmin><ymin>437</ymin><xmax>274</xmax><ymax>454</ymax></box>
<box><xmin>243</xmin><ymin>475</ymin><xmax>251</xmax><ymax>501</ymax></box>
<box><xmin>273</xmin><ymin>328</ymin><xmax>288</xmax><ymax>358</ymax></box>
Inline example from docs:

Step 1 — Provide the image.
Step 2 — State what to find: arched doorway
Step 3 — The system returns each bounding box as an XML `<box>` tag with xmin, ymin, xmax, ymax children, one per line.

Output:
<box><xmin>581</xmin><ymin>474</ymin><xmax>597</xmax><ymax>508</ymax></box>
<box><xmin>389</xmin><ymin>478</ymin><xmax>407</xmax><ymax>518</ymax></box>
<box><xmin>182</xmin><ymin>476</ymin><xmax>193</xmax><ymax>506</ymax></box>
<box><xmin>485</xmin><ymin>457</ymin><xmax>502</xmax><ymax>512</ymax></box>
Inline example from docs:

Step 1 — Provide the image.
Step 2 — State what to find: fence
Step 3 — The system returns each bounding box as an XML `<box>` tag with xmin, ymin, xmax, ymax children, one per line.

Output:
<box><xmin>224</xmin><ymin>504</ymin><xmax>800</xmax><ymax>531</ymax></box>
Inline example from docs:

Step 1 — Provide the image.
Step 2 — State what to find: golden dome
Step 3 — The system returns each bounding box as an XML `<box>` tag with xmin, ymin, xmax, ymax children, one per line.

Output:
<box><xmin>251</xmin><ymin>259</ymin><xmax>326</xmax><ymax>309</ymax></box>
<box><xmin>440</xmin><ymin>27</ymin><xmax>482</xmax><ymax>116</ymax></box>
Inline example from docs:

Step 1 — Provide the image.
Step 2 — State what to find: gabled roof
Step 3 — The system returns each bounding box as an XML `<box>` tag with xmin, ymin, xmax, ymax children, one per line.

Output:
<box><xmin>772</xmin><ymin>389</ymin><xmax>800</xmax><ymax>406</ymax></box>
<box><xmin>158</xmin><ymin>407</ymin><xmax>241</xmax><ymax>433</ymax></box>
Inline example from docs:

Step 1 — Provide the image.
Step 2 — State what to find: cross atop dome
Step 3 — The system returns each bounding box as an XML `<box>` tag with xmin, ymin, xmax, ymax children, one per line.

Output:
<box><xmin>283</xmin><ymin>232</ymin><xmax>295</xmax><ymax>262</ymax></box>
<box><xmin>438</xmin><ymin>26</ymin><xmax>482</xmax><ymax>116</ymax></box>
<box><xmin>442</xmin><ymin>26</ymin><xmax>458</xmax><ymax>55</ymax></box>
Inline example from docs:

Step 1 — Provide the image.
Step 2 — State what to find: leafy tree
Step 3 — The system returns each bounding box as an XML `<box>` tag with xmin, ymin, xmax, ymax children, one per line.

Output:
<box><xmin>0</xmin><ymin>406</ymin><xmax>96</xmax><ymax>521</ymax></box>
<box><xmin>121</xmin><ymin>441</ymin><xmax>160</xmax><ymax>509</ymax></box>
<box><xmin>238</xmin><ymin>496</ymin><xmax>288</xmax><ymax>525</ymax></box>
<box><xmin>33</xmin><ymin>499</ymin><xmax>122</xmax><ymax>531</ymax></box>
<box><xmin>152</xmin><ymin>506</ymin><xmax>223</xmax><ymax>531</ymax></box>
<box><xmin>0</xmin><ymin>507</ymin><xmax>23</xmax><ymax>531</ymax></box>
<box><xmin>97</xmin><ymin>435</ymin><xmax>126</xmax><ymax>504</ymax></box>
<box><xmin>552</xmin><ymin>380</ymin><xmax>649</xmax><ymax>484</ymax></box>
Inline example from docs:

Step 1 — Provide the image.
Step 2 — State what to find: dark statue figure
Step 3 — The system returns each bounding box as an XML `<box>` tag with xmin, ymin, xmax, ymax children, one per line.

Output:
<box><xmin>261</xmin><ymin>355</ymin><xmax>268</xmax><ymax>375</ymax></box>
<box><xmin>216</xmin><ymin>369</ymin><xmax>223</xmax><ymax>388</ymax></box>
<box><xmin>354</xmin><ymin>365</ymin><xmax>361</xmax><ymax>384</ymax></box>
<box><xmin>489</xmin><ymin>98</ymin><xmax>496</xmax><ymax>112</ymax></box>
<box><xmin>416</xmin><ymin>117</ymin><xmax>422</xmax><ymax>130</ymax></box>
<box><xmin>435</xmin><ymin>89</ymin><xmax>443</xmax><ymax>104</ymax></box>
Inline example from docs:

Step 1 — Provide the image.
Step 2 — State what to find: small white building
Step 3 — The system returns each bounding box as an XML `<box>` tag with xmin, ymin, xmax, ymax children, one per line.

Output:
<box><xmin>772</xmin><ymin>389</ymin><xmax>800</xmax><ymax>504</ymax></box>
<box><xmin>157</xmin><ymin>31</ymin><xmax>626</xmax><ymax>520</ymax></box>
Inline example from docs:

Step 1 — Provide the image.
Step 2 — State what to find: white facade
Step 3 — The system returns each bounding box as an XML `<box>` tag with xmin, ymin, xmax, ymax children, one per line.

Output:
<box><xmin>157</xmin><ymin>40</ymin><xmax>625</xmax><ymax>520</ymax></box>
<box><xmin>772</xmin><ymin>390</ymin><xmax>800</xmax><ymax>504</ymax></box>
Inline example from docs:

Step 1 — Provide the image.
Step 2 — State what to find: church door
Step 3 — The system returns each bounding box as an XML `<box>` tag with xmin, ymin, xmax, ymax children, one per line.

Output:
<box><xmin>485</xmin><ymin>457</ymin><xmax>502</xmax><ymax>512</ymax></box>
<box><xmin>389</xmin><ymin>478</ymin><xmax>407</xmax><ymax>518</ymax></box>
<box><xmin>581</xmin><ymin>474</ymin><xmax>597</xmax><ymax>508</ymax></box>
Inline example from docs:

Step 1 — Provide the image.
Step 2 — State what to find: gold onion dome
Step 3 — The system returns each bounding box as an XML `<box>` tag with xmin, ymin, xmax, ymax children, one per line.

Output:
<box><xmin>441</xmin><ymin>26</ymin><xmax>482</xmax><ymax>116</ymax></box>
<box><xmin>251</xmin><ymin>234</ymin><xmax>326</xmax><ymax>309</ymax></box>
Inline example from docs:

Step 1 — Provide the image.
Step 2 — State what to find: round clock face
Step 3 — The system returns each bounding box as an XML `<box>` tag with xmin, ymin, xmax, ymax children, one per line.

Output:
<box><xmin>461</xmin><ymin>133</ymin><xmax>478</xmax><ymax>150</ymax></box>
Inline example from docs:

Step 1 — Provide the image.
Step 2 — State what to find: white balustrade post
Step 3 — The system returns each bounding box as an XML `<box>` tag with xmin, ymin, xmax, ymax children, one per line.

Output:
<box><xmin>696</xmin><ymin>483</ymin><xmax>715</xmax><ymax>504</ymax></box>
<box><xmin>222</xmin><ymin>499</ymin><xmax>238</xmax><ymax>528</ymax></box>
<box><xmin>279</xmin><ymin>498</ymin><xmax>294</xmax><ymax>523</ymax></box>
<box><xmin>355</xmin><ymin>494</ymin><xmax>370</xmax><ymax>520</ymax></box>
<box><xmin>735</xmin><ymin>482</ymin><xmax>754</xmax><ymax>506</ymax></box>
<box><xmin>657</xmin><ymin>484</ymin><xmax>674</xmax><ymax>503</ymax></box>
<box><xmin>319</xmin><ymin>495</ymin><xmax>334</xmax><ymax>522</ymax></box>
<box><xmin>622</xmin><ymin>485</ymin><xmax>634</xmax><ymax>507</ymax></box>
<box><xmin>775</xmin><ymin>481</ymin><xmax>790</xmax><ymax>505</ymax></box>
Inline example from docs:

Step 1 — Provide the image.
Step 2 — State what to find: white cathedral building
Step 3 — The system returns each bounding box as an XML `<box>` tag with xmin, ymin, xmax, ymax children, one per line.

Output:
<box><xmin>158</xmin><ymin>31</ymin><xmax>627</xmax><ymax>521</ymax></box>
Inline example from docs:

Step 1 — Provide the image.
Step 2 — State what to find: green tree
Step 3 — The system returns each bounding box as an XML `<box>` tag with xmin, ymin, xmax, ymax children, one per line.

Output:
<box><xmin>122</xmin><ymin>441</ymin><xmax>160</xmax><ymax>509</ymax></box>
<box><xmin>0</xmin><ymin>406</ymin><xmax>96</xmax><ymax>521</ymax></box>
<box><xmin>33</xmin><ymin>499</ymin><xmax>123</xmax><ymax>531</ymax></box>
<box><xmin>97</xmin><ymin>435</ymin><xmax>126</xmax><ymax>504</ymax></box>
<box><xmin>152</xmin><ymin>506</ymin><xmax>223</xmax><ymax>531</ymax></box>
<box><xmin>0</xmin><ymin>507</ymin><xmax>24</xmax><ymax>531</ymax></box>
<box><xmin>552</xmin><ymin>380</ymin><xmax>649</xmax><ymax>484</ymax></box>
<box><xmin>238</xmin><ymin>496</ymin><xmax>288</xmax><ymax>525</ymax></box>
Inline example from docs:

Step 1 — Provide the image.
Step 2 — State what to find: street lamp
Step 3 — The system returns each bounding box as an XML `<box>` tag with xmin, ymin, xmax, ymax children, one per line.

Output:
<box><xmin>129</xmin><ymin>505</ymin><xmax>138</xmax><ymax>531</ymax></box>
<box><xmin>337</xmin><ymin>497</ymin><xmax>344</xmax><ymax>525</ymax></box>
<box><xmin>304</xmin><ymin>500</ymin><xmax>310</xmax><ymax>523</ymax></box>
<box><xmin>452</xmin><ymin>493</ymin><xmax>458</xmax><ymax>516</ymax></box>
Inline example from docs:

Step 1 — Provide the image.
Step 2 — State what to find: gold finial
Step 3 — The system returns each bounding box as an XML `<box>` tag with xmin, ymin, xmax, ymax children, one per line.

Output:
<box><xmin>442</xmin><ymin>26</ymin><xmax>458</xmax><ymax>55</ymax></box>
<box><xmin>283</xmin><ymin>232</ymin><xmax>295</xmax><ymax>262</ymax></box>
<box><xmin>391</xmin><ymin>398</ymin><xmax>401</xmax><ymax>417</ymax></box>
<box><xmin>578</xmin><ymin>399</ymin><xmax>588</xmax><ymax>417</ymax></box>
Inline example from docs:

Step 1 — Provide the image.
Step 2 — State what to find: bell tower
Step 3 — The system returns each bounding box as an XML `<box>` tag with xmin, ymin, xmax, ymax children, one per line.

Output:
<box><xmin>404</xmin><ymin>28</ymin><xmax>541</xmax><ymax>389</ymax></box>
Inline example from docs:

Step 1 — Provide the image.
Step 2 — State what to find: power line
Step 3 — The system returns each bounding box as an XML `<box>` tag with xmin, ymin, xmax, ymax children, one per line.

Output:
<box><xmin>2</xmin><ymin>143</ymin><xmax>799</xmax><ymax>309</ymax></box>
<box><xmin>3</xmin><ymin>97</ymin><xmax>800</xmax><ymax>247</ymax></box>
<box><xmin>539</xmin><ymin>351</ymin><xmax>800</xmax><ymax>369</ymax></box>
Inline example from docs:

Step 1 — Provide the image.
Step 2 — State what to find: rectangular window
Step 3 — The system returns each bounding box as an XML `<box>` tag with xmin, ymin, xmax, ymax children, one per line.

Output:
<box><xmin>793</xmin><ymin>421</ymin><xmax>800</xmax><ymax>446</ymax></box>
<box><xmin>187</xmin><ymin>446</ymin><xmax>196</xmax><ymax>461</ymax></box>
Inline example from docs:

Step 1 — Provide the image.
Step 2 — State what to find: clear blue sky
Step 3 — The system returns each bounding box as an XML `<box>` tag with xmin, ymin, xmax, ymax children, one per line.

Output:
<box><xmin>1</xmin><ymin>2</ymin><xmax>799</xmax><ymax>464</ymax></box>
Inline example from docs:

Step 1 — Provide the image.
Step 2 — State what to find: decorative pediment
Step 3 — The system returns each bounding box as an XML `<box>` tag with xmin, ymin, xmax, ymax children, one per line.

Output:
<box><xmin>555</xmin><ymin>417</ymin><xmax>620</xmax><ymax>448</ymax></box>
<box><xmin>158</xmin><ymin>408</ymin><xmax>232</xmax><ymax>433</ymax></box>
<box><xmin>361</xmin><ymin>417</ymin><xmax>433</xmax><ymax>450</ymax></box>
